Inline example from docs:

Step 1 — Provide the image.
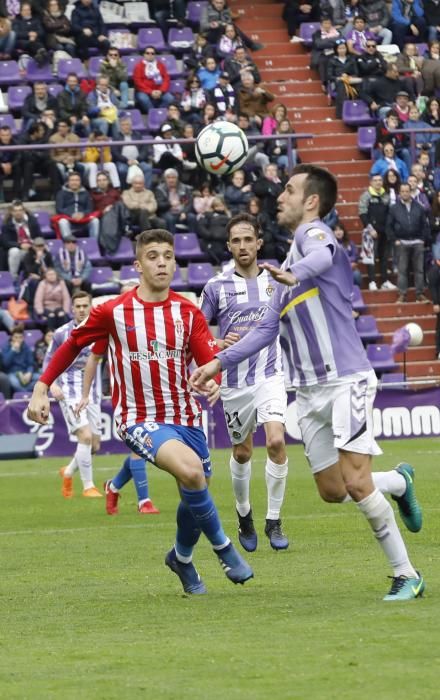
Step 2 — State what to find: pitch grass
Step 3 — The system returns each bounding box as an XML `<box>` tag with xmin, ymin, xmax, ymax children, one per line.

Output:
<box><xmin>0</xmin><ymin>439</ymin><xmax>439</xmax><ymax>700</ymax></box>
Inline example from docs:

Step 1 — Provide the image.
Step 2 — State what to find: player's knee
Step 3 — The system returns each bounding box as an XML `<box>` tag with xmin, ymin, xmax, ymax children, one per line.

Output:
<box><xmin>91</xmin><ymin>438</ymin><xmax>100</xmax><ymax>454</ymax></box>
<box><xmin>180</xmin><ymin>461</ymin><xmax>205</xmax><ymax>489</ymax></box>
<box><xmin>233</xmin><ymin>444</ymin><xmax>252</xmax><ymax>463</ymax></box>
<box><xmin>76</xmin><ymin>428</ymin><xmax>92</xmax><ymax>445</ymax></box>
<box><xmin>318</xmin><ymin>485</ymin><xmax>346</xmax><ymax>503</ymax></box>
<box><xmin>266</xmin><ymin>433</ymin><xmax>286</xmax><ymax>459</ymax></box>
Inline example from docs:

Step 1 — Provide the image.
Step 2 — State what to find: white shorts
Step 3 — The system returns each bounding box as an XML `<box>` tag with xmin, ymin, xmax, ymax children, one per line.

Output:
<box><xmin>221</xmin><ymin>374</ymin><xmax>287</xmax><ymax>445</ymax></box>
<box><xmin>296</xmin><ymin>370</ymin><xmax>382</xmax><ymax>474</ymax></box>
<box><xmin>60</xmin><ymin>399</ymin><xmax>102</xmax><ymax>436</ymax></box>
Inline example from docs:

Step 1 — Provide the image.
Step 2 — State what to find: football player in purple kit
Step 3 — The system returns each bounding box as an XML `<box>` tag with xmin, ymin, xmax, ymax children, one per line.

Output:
<box><xmin>191</xmin><ymin>164</ymin><xmax>425</xmax><ymax>601</ymax></box>
<box><xmin>200</xmin><ymin>214</ymin><xmax>289</xmax><ymax>552</ymax></box>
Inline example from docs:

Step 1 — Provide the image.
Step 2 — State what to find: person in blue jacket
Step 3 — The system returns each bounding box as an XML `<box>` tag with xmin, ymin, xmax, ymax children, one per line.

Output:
<box><xmin>390</xmin><ymin>0</ymin><xmax>427</xmax><ymax>49</ymax></box>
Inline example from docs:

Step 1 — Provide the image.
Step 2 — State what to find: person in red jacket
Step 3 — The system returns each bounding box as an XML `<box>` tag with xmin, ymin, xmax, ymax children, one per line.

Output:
<box><xmin>133</xmin><ymin>46</ymin><xmax>174</xmax><ymax>113</ymax></box>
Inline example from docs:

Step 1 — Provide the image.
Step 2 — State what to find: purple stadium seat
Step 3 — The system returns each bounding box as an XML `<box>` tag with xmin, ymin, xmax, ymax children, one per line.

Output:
<box><xmin>342</xmin><ymin>100</ymin><xmax>377</xmax><ymax>127</ymax></box>
<box><xmin>89</xmin><ymin>266</ymin><xmax>120</xmax><ymax>295</ymax></box>
<box><xmin>33</xmin><ymin>211</ymin><xmax>54</xmax><ymax>238</ymax></box>
<box><xmin>358</xmin><ymin>126</ymin><xmax>376</xmax><ymax>153</ymax></box>
<box><xmin>170</xmin><ymin>78</ymin><xmax>185</xmax><ymax>97</ymax></box>
<box><xmin>0</xmin><ymin>114</ymin><xmax>17</xmax><ymax>134</ymax></box>
<box><xmin>352</xmin><ymin>285</ymin><xmax>367</xmax><ymax>311</ymax></box>
<box><xmin>24</xmin><ymin>328</ymin><xmax>43</xmax><ymax>347</ymax></box>
<box><xmin>299</xmin><ymin>22</ymin><xmax>320</xmax><ymax>47</ymax></box>
<box><xmin>88</xmin><ymin>56</ymin><xmax>104</xmax><ymax>78</ymax></box>
<box><xmin>7</xmin><ymin>85</ymin><xmax>32</xmax><ymax>112</ymax></box>
<box><xmin>366</xmin><ymin>343</ymin><xmax>399</xmax><ymax>373</ymax></box>
<box><xmin>0</xmin><ymin>330</ymin><xmax>9</xmax><ymax>347</ymax></box>
<box><xmin>158</xmin><ymin>54</ymin><xmax>181</xmax><ymax>78</ymax></box>
<box><xmin>119</xmin><ymin>264</ymin><xmax>138</xmax><ymax>283</ymax></box>
<box><xmin>0</xmin><ymin>60</ymin><xmax>20</xmax><ymax>85</ymax></box>
<box><xmin>356</xmin><ymin>314</ymin><xmax>382</xmax><ymax>342</ymax></box>
<box><xmin>380</xmin><ymin>372</ymin><xmax>406</xmax><ymax>389</ymax></box>
<box><xmin>187</xmin><ymin>1</ymin><xmax>207</xmax><ymax>28</ymax></box>
<box><xmin>26</xmin><ymin>59</ymin><xmax>55</xmax><ymax>83</ymax></box>
<box><xmin>47</xmin><ymin>83</ymin><xmax>63</xmax><ymax>99</ymax></box>
<box><xmin>107</xmin><ymin>237</ymin><xmax>134</xmax><ymax>265</ymax></box>
<box><xmin>173</xmin><ymin>233</ymin><xmax>206</xmax><ymax>261</ymax></box>
<box><xmin>147</xmin><ymin>107</ymin><xmax>168</xmax><ymax>132</ymax></box>
<box><xmin>187</xmin><ymin>262</ymin><xmax>215</xmax><ymax>290</ymax></box>
<box><xmin>121</xmin><ymin>54</ymin><xmax>142</xmax><ymax>78</ymax></box>
<box><xmin>58</xmin><ymin>58</ymin><xmax>87</xmax><ymax>82</ymax></box>
<box><xmin>45</xmin><ymin>239</ymin><xmax>63</xmax><ymax>257</ymax></box>
<box><xmin>168</xmin><ymin>27</ymin><xmax>194</xmax><ymax>52</ymax></box>
<box><xmin>119</xmin><ymin>108</ymin><xmax>147</xmax><ymax>132</ymax></box>
<box><xmin>137</xmin><ymin>27</ymin><xmax>167</xmax><ymax>53</ymax></box>
<box><xmin>0</xmin><ymin>271</ymin><xmax>15</xmax><ymax>299</ymax></box>
<box><xmin>170</xmin><ymin>266</ymin><xmax>188</xmax><ymax>291</ymax></box>
<box><xmin>77</xmin><ymin>237</ymin><xmax>105</xmax><ymax>265</ymax></box>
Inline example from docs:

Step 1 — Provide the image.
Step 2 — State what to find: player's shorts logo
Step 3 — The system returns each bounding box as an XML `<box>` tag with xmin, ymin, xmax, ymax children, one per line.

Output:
<box><xmin>232</xmin><ymin>430</ymin><xmax>241</xmax><ymax>439</ymax></box>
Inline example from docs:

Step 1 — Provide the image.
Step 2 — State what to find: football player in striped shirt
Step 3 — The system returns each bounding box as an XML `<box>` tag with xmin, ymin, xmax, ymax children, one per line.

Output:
<box><xmin>28</xmin><ymin>229</ymin><xmax>253</xmax><ymax>595</ymax></box>
<box><xmin>200</xmin><ymin>213</ymin><xmax>289</xmax><ymax>552</ymax></box>
<box><xmin>191</xmin><ymin>165</ymin><xmax>425</xmax><ymax>602</ymax></box>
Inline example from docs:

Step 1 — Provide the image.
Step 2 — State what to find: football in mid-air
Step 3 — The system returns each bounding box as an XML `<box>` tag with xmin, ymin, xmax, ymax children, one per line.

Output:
<box><xmin>405</xmin><ymin>322</ymin><xmax>424</xmax><ymax>346</ymax></box>
<box><xmin>195</xmin><ymin>121</ymin><xmax>249</xmax><ymax>176</ymax></box>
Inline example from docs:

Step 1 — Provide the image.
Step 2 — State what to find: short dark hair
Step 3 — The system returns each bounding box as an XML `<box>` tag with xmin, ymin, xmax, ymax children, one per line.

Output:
<box><xmin>291</xmin><ymin>164</ymin><xmax>337</xmax><ymax>218</ymax></box>
<box><xmin>11</xmin><ymin>324</ymin><xmax>24</xmax><ymax>335</ymax></box>
<box><xmin>135</xmin><ymin>229</ymin><xmax>174</xmax><ymax>256</ymax></box>
<box><xmin>226</xmin><ymin>212</ymin><xmax>262</xmax><ymax>239</ymax></box>
<box><xmin>72</xmin><ymin>290</ymin><xmax>92</xmax><ymax>303</ymax></box>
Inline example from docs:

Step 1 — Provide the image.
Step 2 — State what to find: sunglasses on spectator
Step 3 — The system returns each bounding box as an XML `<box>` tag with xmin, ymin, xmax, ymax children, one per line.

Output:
<box><xmin>366</xmin><ymin>43</ymin><xmax>376</xmax><ymax>47</ymax></box>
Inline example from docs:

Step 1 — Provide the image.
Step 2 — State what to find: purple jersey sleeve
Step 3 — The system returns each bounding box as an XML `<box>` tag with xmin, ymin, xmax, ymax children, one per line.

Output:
<box><xmin>288</xmin><ymin>245</ymin><xmax>333</xmax><ymax>282</ymax></box>
<box><xmin>199</xmin><ymin>283</ymin><xmax>217</xmax><ymax>323</ymax></box>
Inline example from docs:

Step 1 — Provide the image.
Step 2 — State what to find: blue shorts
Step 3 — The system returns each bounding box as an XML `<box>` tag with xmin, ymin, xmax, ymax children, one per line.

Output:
<box><xmin>124</xmin><ymin>422</ymin><xmax>212</xmax><ymax>477</ymax></box>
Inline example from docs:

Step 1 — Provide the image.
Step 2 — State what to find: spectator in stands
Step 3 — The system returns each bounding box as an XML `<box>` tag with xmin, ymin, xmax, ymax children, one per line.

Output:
<box><xmin>42</xmin><ymin>0</ymin><xmax>74</xmax><ymax>56</ymax></box>
<box><xmin>180</xmin><ymin>75</ymin><xmax>207</xmax><ymax>125</ymax></box>
<box><xmin>253</xmin><ymin>163</ymin><xmax>285</xmax><ymax>219</ymax></box>
<box><xmin>165</xmin><ymin>102</ymin><xmax>186</xmax><ymax>136</ymax></box>
<box><xmin>87</xmin><ymin>74</ymin><xmax>120</xmax><ymax>137</ymax></box>
<box><xmin>411</xmin><ymin>161</ymin><xmax>435</xmax><ymax>201</ymax></box>
<box><xmin>0</xmin><ymin>200</ymin><xmax>42</xmax><ymax>278</ymax></box>
<box><xmin>0</xmin><ymin>16</ymin><xmax>15</xmax><ymax>58</ymax></box>
<box><xmin>356</xmin><ymin>37</ymin><xmax>386</xmax><ymax>82</ymax></box>
<box><xmin>22</xmin><ymin>81</ymin><xmax>58</xmax><ymax>131</ymax></box>
<box><xmin>179</xmin><ymin>122</ymin><xmax>201</xmax><ymax>187</ymax></box>
<box><xmin>358</xmin><ymin>173</ymin><xmax>396</xmax><ymax>289</ymax></box>
<box><xmin>333</xmin><ymin>221</ymin><xmax>362</xmax><ymax>286</ymax></box>
<box><xmin>266</xmin><ymin>117</ymin><xmax>297</xmax><ymax>173</ymax></box>
<box><xmin>53</xmin><ymin>234</ymin><xmax>92</xmax><ymax>294</ymax></box>
<box><xmin>49</xmin><ymin>118</ymin><xmax>83</xmax><ymax>189</ymax></box>
<box><xmin>393</xmin><ymin>89</ymin><xmax>412</xmax><ymax>122</ymax></box>
<box><xmin>420</xmin><ymin>42</ymin><xmax>440</xmax><ymax>96</ymax></box>
<box><xmin>374</xmin><ymin>109</ymin><xmax>411</xmax><ymax>171</ymax></box>
<box><xmin>217</xmin><ymin>22</ymin><xmax>243</xmax><ymax>59</ymax></box>
<box><xmin>20</xmin><ymin>120</ymin><xmax>58</xmax><ymax>200</ymax></box>
<box><xmin>424</xmin><ymin>0</ymin><xmax>440</xmax><ymax>41</ymax></box>
<box><xmin>149</xmin><ymin>0</ymin><xmax>186</xmax><ymax>39</ymax></box>
<box><xmin>225</xmin><ymin>169</ymin><xmax>252</xmax><ymax>214</ymax></box>
<box><xmin>112</xmin><ymin>114</ymin><xmax>153</xmax><ymax>189</ymax></box>
<box><xmin>201</xmin><ymin>0</ymin><xmax>263</xmax><ymax>52</ymax></box>
<box><xmin>321</xmin><ymin>0</ymin><xmax>347</xmax><ymax>31</ymax></box>
<box><xmin>54</xmin><ymin>171</ymin><xmax>100</xmax><ymax>240</ymax></box>
<box><xmin>262</xmin><ymin>103</ymin><xmax>288</xmax><ymax>136</ymax></box>
<box><xmin>153</xmin><ymin>122</ymin><xmax>190</xmax><ymax>175</ymax></box>
<box><xmin>210</xmin><ymin>71</ymin><xmax>235</xmax><ymax>116</ymax></box>
<box><xmin>71</xmin><ymin>0</ymin><xmax>109</xmax><ymax>61</ymax></box>
<box><xmin>346</xmin><ymin>15</ymin><xmax>377</xmax><ymax>55</ymax></box>
<box><xmin>200</xmin><ymin>102</ymin><xmax>218</xmax><ymax>128</ymax></box>
<box><xmin>237</xmin><ymin>111</ymin><xmax>270</xmax><ymax>171</ymax></box>
<box><xmin>370</xmin><ymin>140</ymin><xmax>409</xmax><ymax>181</ymax></box>
<box><xmin>13</xmin><ymin>1</ymin><xmax>47</xmax><ymax>66</ymax></box>
<box><xmin>21</xmin><ymin>236</ymin><xmax>54</xmax><ymax>307</ymax></box>
<box><xmin>122</xmin><ymin>175</ymin><xmax>164</xmax><ymax>234</ymax></box>
<box><xmin>238</xmin><ymin>72</ymin><xmax>275</xmax><ymax>127</ymax></box>
<box><xmin>33</xmin><ymin>327</ymin><xmax>53</xmax><ymax>373</ymax></box>
<box><xmin>282</xmin><ymin>0</ymin><xmax>320</xmax><ymax>42</ymax></box>
<box><xmin>327</xmin><ymin>39</ymin><xmax>361</xmax><ymax>118</ymax></box>
<box><xmin>403</xmin><ymin>104</ymin><xmax>432</xmax><ymax>157</ymax></box>
<box><xmin>57</xmin><ymin>73</ymin><xmax>90</xmax><ymax>137</ymax></box>
<box><xmin>358</xmin><ymin>0</ymin><xmax>393</xmax><ymax>45</ymax></box>
<box><xmin>0</xmin><ymin>125</ymin><xmax>20</xmax><ymax>203</ymax></box>
<box><xmin>362</xmin><ymin>62</ymin><xmax>408</xmax><ymax>119</ymax></box>
<box><xmin>389</xmin><ymin>0</ymin><xmax>427</xmax><ymax>50</ymax></box>
<box><xmin>396</xmin><ymin>43</ymin><xmax>423</xmax><ymax>99</ymax></box>
<box><xmin>33</xmin><ymin>267</ymin><xmax>71</xmax><ymax>329</ymax></box>
<box><xmin>184</xmin><ymin>31</ymin><xmax>215</xmax><ymax>72</ymax></box>
<box><xmin>91</xmin><ymin>171</ymin><xmax>126</xmax><ymax>255</ymax></box>
<box><xmin>197</xmin><ymin>55</ymin><xmax>222</xmax><ymax>91</ymax></box>
<box><xmin>417</xmin><ymin>149</ymin><xmax>436</xmax><ymax>191</ymax></box>
<box><xmin>408</xmin><ymin>173</ymin><xmax>431</xmax><ymax>210</ymax></box>
<box><xmin>2</xmin><ymin>324</ymin><xmax>39</xmax><ymax>394</ymax></box>
<box><xmin>383</xmin><ymin>167</ymin><xmax>401</xmax><ymax>205</ymax></box>
<box><xmin>81</xmin><ymin>129</ymin><xmax>120</xmax><ymax>189</ymax></box>
<box><xmin>100</xmin><ymin>46</ymin><xmax>129</xmax><ymax>110</ymax></box>
<box><xmin>246</xmin><ymin>194</ymin><xmax>289</xmax><ymax>261</ymax></box>
<box><xmin>155</xmin><ymin>167</ymin><xmax>197</xmax><ymax>233</ymax></box>
<box><xmin>311</xmin><ymin>15</ymin><xmax>342</xmax><ymax>88</ymax></box>
<box><xmin>197</xmin><ymin>195</ymin><xmax>230</xmax><ymax>264</ymax></box>
<box><xmin>386</xmin><ymin>181</ymin><xmax>430</xmax><ymax>302</ymax></box>
<box><xmin>193</xmin><ymin>181</ymin><xmax>215</xmax><ymax>218</ymax></box>
<box><xmin>224</xmin><ymin>45</ymin><xmax>261</xmax><ymax>87</ymax></box>
<box><xmin>133</xmin><ymin>46</ymin><xmax>174</xmax><ymax>113</ymax></box>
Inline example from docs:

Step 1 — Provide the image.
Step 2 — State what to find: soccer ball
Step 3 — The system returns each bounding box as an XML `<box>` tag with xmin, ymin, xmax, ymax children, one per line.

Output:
<box><xmin>405</xmin><ymin>322</ymin><xmax>424</xmax><ymax>346</ymax></box>
<box><xmin>195</xmin><ymin>121</ymin><xmax>248</xmax><ymax>176</ymax></box>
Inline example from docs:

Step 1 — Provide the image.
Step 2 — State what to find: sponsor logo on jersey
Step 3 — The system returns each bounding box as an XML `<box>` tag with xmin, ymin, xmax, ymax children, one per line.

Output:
<box><xmin>266</xmin><ymin>284</ymin><xmax>274</xmax><ymax>296</ymax></box>
<box><xmin>129</xmin><ymin>339</ymin><xmax>181</xmax><ymax>361</ymax></box>
<box><xmin>175</xmin><ymin>319</ymin><xmax>184</xmax><ymax>337</ymax></box>
<box><xmin>228</xmin><ymin>305</ymin><xmax>269</xmax><ymax>324</ymax></box>
<box><xmin>307</xmin><ymin>227</ymin><xmax>326</xmax><ymax>241</ymax></box>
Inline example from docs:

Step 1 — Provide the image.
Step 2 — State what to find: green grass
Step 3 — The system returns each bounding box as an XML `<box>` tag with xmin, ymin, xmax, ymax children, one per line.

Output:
<box><xmin>0</xmin><ymin>439</ymin><xmax>439</xmax><ymax>700</ymax></box>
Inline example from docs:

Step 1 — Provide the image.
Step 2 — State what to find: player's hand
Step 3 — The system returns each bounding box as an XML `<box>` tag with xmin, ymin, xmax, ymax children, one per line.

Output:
<box><xmin>27</xmin><ymin>382</ymin><xmax>50</xmax><ymax>424</ymax></box>
<box><xmin>259</xmin><ymin>262</ymin><xmax>298</xmax><ymax>286</ymax></box>
<box><xmin>203</xmin><ymin>379</ymin><xmax>221</xmax><ymax>406</ymax></box>
<box><xmin>223</xmin><ymin>332</ymin><xmax>241</xmax><ymax>348</ymax></box>
<box><xmin>74</xmin><ymin>395</ymin><xmax>89</xmax><ymax>417</ymax></box>
<box><xmin>190</xmin><ymin>358</ymin><xmax>221</xmax><ymax>392</ymax></box>
<box><xmin>50</xmin><ymin>383</ymin><xmax>64</xmax><ymax>401</ymax></box>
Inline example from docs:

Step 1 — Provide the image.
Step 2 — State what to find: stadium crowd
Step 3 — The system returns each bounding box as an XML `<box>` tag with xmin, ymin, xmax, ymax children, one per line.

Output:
<box><xmin>0</xmin><ymin>0</ymin><xmax>440</xmax><ymax>397</ymax></box>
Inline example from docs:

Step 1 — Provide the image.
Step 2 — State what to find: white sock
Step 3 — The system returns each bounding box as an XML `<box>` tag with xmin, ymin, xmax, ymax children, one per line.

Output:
<box><xmin>265</xmin><ymin>458</ymin><xmax>288</xmax><ymax>520</ymax></box>
<box><xmin>109</xmin><ymin>481</ymin><xmax>119</xmax><ymax>493</ymax></box>
<box><xmin>344</xmin><ymin>471</ymin><xmax>406</xmax><ymax>502</ymax></box>
<box><xmin>356</xmin><ymin>488</ymin><xmax>417</xmax><ymax>578</ymax></box>
<box><xmin>138</xmin><ymin>498</ymin><xmax>151</xmax><ymax>507</ymax></box>
<box><xmin>76</xmin><ymin>443</ymin><xmax>94</xmax><ymax>490</ymax></box>
<box><xmin>64</xmin><ymin>457</ymin><xmax>78</xmax><ymax>477</ymax></box>
<box><xmin>230</xmin><ymin>455</ymin><xmax>251</xmax><ymax>517</ymax></box>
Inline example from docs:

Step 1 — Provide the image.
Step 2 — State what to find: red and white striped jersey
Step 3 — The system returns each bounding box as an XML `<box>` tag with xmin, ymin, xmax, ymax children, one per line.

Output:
<box><xmin>40</xmin><ymin>288</ymin><xmax>218</xmax><ymax>430</ymax></box>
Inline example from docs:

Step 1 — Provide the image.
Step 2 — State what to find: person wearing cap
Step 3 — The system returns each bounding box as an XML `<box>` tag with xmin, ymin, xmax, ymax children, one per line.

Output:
<box><xmin>393</xmin><ymin>90</ymin><xmax>412</xmax><ymax>122</ymax></box>
<box><xmin>53</xmin><ymin>235</ymin><xmax>92</xmax><ymax>294</ymax></box>
<box><xmin>155</xmin><ymin>168</ymin><xmax>197</xmax><ymax>233</ymax></box>
<box><xmin>211</xmin><ymin>70</ymin><xmax>236</xmax><ymax>115</ymax></box>
<box><xmin>0</xmin><ymin>200</ymin><xmax>43</xmax><ymax>279</ymax></box>
<box><xmin>361</xmin><ymin>62</ymin><xmax>408</xmax><ymax>119</ymax></box>
<box><xmin>133</xmin><ymin>46</ymin><xmax>174</xmax><ymax>113</ymax></box>
<box><xmin>153</xmin><ymin>123</ymin><xmax>185</xmax><ymax>174</ymax></box>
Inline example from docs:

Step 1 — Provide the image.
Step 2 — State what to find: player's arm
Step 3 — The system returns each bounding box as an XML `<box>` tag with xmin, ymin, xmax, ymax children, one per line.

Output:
<box><xmin>187</xmin><ymin>308</ymin><xmax>222</xmax><ymax>405</ymax></box>
<box><xmin>260</xmin><ymin>227</ymin><xmax>334</xmax><ymax>285</ymax></box>
<box><xmin>42</xmin><ymin>331</ymin><xmax>64</xmax><ymax>401</ymax></box>
<box><xmin>74</xmin><ymin>338</ymin><xmax>107</xmax><ymax>416</ymax></box>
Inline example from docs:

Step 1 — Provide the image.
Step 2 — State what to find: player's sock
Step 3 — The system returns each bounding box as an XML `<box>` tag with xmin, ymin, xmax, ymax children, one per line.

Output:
<box><xmin>356</xmin><ymin>488</ymin><xmax>418</xmax><ymax>578</ymax></box>
<box><xmin>175</xmin><ymin>500</ymin><xmax>202</xmax><ymax>563</ymax></box>
<box><xmin>181</xmin><ymin>486</ymin><xmax>229</xmax><ymax>548</ymax></box>
<box><xmin>64</xmin><ymin>457</ymin><xmax>78</xmax><ymax>478</ymax></box>
<box><xmin>76</xmin><ymin>443</ymin><xmax>94</xmax><ymax>490</ymax></box>
<box><xmin>112</xmin><ymin>456</ymin><xmax>132</xmax><ymax>491</ymax></box>
<box><xmin>128</xmin><ymin>456</ymin><xmax>149</xmax><ymax>503</ymax></box>
<box><xmin>230</xmin><ymin>455</ymin><xmax>251</xmax><ymax>517</ymax></box>
<box><xmin>265</xmin><ymin>457</ymin><xmax>288</xmax><ymax>520</ymax></box>
<box><xmin>343</xmin><ymin>471</ymin><xmax>407</xmax><ymax>502</ymax></box>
